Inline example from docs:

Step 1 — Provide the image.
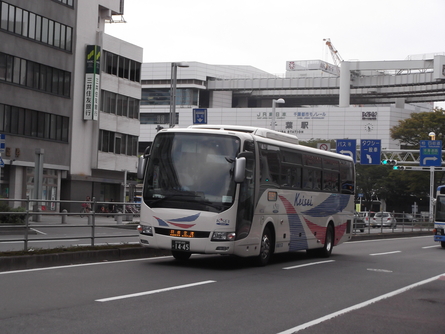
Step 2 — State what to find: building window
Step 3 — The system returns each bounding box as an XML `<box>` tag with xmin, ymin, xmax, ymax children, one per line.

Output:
<box><xmin>0</xmin><ymin>51</ymin><xmax>71</xmax><ymax>97</ymax></box>
<box><xmin>99</xmin><ymin>130</ymin><xmax>138</xmax><ymax>156</ymax></box>
<box><xmin>0</xmin><ymin>103</ymin><xmax>69</xmax><ymax>142</ymax></box>
<box><xmin>100</xmin><ymin>90</ymin><xmax>139</xmax><ymax>119</ymax></box>
<box><xmin>102</xmin><ymin>50</ymin><xmax>141</xmax><ymax>83</ymax></box>
<box><xmin>0</xmin><ymin>2</ymin><xmax>73</xmax><ymax>52</ymax></box>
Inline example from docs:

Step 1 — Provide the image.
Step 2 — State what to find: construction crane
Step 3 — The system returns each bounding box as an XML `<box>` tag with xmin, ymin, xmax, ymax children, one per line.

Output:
<box><xmin>323</xmin><ymin>38</ymin><xmax>343</xmax><ymax>67</ymax></box>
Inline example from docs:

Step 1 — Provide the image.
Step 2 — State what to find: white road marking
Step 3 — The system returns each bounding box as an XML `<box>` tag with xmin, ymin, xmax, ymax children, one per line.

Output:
<box><xmin>367</xmin><ymin>268</ymin><xmax>393</xmax><ymax>273</ymax></box>
<box><xmin>95</xmin><ymin>280</ymin><xmax>217</xmax><ymax>302</ymax></box>
<box><xmin>30</xmin><ymin>228</ymin><xmax>47</xmax><ymax>235</ymax></box>
<box><xmin>422</xmin><ymin>245</ymin><xmax>441</xmax><ymax>249</ymax></box>
<box><xmin>283</xmin><ymin>260</ymin><xmax>335</xmax><ymax>270</ymax></box>
<box><xmin>369</xmin><ymin>250</ymin><xmax>401</xmax><ymax>256</ymax></box>
<box><xmin>0</xmin><ymin>239</ymin><xmax>80</xmax><ymax>244</ymax></box>
<box><xmin>0</xmin><ymin>256</ymin><xmax>173</xmax><ymax>275</ymax></box>
<box><xmin>276</xmin><ymin>273</ymin><xmax>445</xmax><ymax>334</ymax></box>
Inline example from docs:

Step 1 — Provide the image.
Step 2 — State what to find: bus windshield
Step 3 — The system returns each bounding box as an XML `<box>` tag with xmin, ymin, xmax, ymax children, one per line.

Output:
<box><xmin>143</xmin><ymin>132</ymin><xmax>241</xmax><ymax>213</ymax></box>
<box><xmin>436</xmin><ymin>196</ymin><xmax>445</xmax><ymax>222</ymax></box>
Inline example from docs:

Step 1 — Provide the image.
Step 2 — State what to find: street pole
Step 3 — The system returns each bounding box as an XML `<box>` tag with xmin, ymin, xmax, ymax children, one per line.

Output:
<box><xmin>430</xmin><ymin>166</ymin><xmax>434</xmax><ymax>224</ymax></box>
<box><xmin>271</xmin><ymin>98</ymin><xmax>285</xmax><ymax>130</ymax></box>
<box><xmin>169</xmin><ymin>62</ymin><xmax>189</xmax><ymax>128</ymax></box>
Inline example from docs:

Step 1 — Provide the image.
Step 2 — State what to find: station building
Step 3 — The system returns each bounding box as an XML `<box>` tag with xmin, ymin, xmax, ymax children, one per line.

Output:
<box><xmin>139</xmin><ymin>56</ymin><xmax>445</xmax><ymax>152</ymax></box>
<box><xmin>0</xmin><ymin>0</ymin><xmax>141</xmax><ymax>211</ymax></box>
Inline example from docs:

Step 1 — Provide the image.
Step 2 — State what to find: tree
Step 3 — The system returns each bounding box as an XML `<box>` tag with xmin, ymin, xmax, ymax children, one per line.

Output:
<box><xmin>390</xmin><ymin>108</ymin><xmax>445</xmax><ymax>148</ymax></box>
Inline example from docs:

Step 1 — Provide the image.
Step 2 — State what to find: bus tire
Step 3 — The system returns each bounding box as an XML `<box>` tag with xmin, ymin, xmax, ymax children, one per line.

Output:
<box><xmin>255</xmin><ymin>227</ymin><xmax>273</xmax><ymax>266</ymax></box>
<box><xmin>172</xmin><ymin>251</ymin><xmax>191</xmax><ymax>261</ymax></box>
<box><xmin>441</xmin><ymin>241</ymin><xmax>445</xmax><ymax>249</ymax></box>
<box><xmin>319</xmin><ymin>225</ymin><xmax>334</xmax><ymax>258</ymax></box>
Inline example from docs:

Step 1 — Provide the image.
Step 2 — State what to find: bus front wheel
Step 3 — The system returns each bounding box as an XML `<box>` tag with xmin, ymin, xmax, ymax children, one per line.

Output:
<box><xmin>255</xmin><ymin>227</ymin><xmax>273</xmax><ymax>266</ymax></box>
<box><xmin>319</xmin><ymin>225</ymin><xmax>334</xmax><ymax>258</ymax></box>
<box><xmin>172</xmin><ymin>251</ymin><xmax>191</xmax><ymax>261</ymax></box>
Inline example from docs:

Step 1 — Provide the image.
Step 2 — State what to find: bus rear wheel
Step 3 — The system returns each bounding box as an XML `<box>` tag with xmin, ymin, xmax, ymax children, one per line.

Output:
<box><xmin>172</xmin><ymin>251</ymin><xmax>191</xmax><ymax>261</ymax></box>
<box><xmin>255</xmin><ymin>227</ymin><xmax>273</xmax><ymax>266</ymax></box>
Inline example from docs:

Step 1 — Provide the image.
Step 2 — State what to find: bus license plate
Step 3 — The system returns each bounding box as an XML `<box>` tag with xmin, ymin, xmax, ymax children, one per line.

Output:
<box><xmin>172</xmin><ymin>240</ymin><xmax>190</xmax><ymax>251</ymax></box>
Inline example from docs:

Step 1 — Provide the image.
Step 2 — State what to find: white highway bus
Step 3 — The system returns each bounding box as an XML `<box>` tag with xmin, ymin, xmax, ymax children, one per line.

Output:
<box><xmin>434</xmin><ymin>185</ymin><xmax>445</xmax><ymax>248</ymax></box>
<box><xmin>137</xmin><ymin>125</ymin><xmax>355</xmax><ymax>265</ymax></box>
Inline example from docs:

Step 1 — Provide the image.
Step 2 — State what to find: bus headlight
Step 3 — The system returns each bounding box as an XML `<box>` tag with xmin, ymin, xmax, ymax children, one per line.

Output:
<box><xmin>138</xmin><ymin>225</ymin><xmax>153</xmax><ymax>236</ymax></box>
<box><xmin>211</xmin><ymin>232</ymin><xmax>236</xmax><ymax>241</ymax></box>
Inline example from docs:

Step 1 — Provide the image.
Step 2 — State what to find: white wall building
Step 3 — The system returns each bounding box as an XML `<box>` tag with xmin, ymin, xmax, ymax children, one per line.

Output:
<box><xmin>140</xmin><ymin>58</ymin><xmax>444</xmax><ymax>150</ymax></box>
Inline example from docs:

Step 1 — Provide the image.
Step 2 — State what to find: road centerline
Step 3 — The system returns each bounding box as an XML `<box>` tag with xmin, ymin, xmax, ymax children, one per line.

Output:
<box><xmin>95</xmin><ymin>280</ymin><xmax>217</xmax><ymax>302</ymax></box>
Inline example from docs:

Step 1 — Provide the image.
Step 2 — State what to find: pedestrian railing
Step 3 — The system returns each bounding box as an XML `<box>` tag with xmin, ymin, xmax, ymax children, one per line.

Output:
<box><xmin>0</xmin><ymin>197</ymin><xmax>140</xmax><ymax>252</ymax></box>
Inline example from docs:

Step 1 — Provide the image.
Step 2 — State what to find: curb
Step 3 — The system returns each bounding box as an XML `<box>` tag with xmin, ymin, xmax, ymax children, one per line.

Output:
<box><xmin>0</xmin><ymin>247</ymin><xmax>171</xmax><ymax>272</ymax></box>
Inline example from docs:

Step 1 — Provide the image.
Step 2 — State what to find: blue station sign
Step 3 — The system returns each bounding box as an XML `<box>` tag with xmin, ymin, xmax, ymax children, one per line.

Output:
<box><xmin>419</xmin><ymin>140</ymin><xmax>442</xmax><ymax>166</ymax></box>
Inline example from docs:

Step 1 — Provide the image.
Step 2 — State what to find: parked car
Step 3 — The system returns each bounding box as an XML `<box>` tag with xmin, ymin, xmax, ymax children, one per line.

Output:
<box><xmin>354</xmin><ymin>212</ymin><xmax>365</xmax><ymax>232</ymax></box>
<box><xmin>394</xmin><ymin>213</ymin><xmax>418</xmax><ymax>223</ymax></box>
<box><xmin>359</xmin><ymin>211</ymin><xmax>375</xmax><ymax>227</ymax></box>
<box><xmin>371</xmin><ymin>212</ymin><xmax>397</xmax><ymax>228</ymax></box>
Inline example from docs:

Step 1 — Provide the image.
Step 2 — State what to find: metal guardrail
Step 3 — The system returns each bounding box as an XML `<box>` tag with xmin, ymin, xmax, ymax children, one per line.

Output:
<box><xmin>0</xmin><ymin>198</ymin><xmax>140</xmax><ymax>252</ymax></box>
<box><xmin>0</xmin><ymin>198</ymin><xmax>434</xmax><ymax>252</ymax></box>
<box><xmin>353</xmin><ymin>211</ymin><xmax>433</xmax><ymax>235</ymax></box>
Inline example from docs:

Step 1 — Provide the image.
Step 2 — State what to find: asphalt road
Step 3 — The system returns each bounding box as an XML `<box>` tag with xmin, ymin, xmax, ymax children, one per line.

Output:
<box><xmin>0</xmin><ymin>236</ymin><xmax>444</xmax><ymax>333</ymax></box>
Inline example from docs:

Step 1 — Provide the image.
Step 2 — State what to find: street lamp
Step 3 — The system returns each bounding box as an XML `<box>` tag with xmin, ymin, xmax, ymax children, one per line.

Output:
<box><xmin>170</xmin><ymin>62</ymin><xmax>189</xmax><ymax>128</ymax></box>
<box><xmin>271</xmin><ymin>98</ymin><xmax>285</xmax><ymax>130</ymax></box>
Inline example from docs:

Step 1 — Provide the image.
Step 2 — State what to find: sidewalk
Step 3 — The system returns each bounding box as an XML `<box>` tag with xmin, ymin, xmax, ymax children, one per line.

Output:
<box><xmin>27</xmin><ymin>212</ymin><xmax>140</xmax><ymax>227</ymax></box>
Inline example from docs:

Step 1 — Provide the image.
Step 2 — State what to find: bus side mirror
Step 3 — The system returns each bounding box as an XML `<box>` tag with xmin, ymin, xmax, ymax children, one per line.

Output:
<box><xmin>234</xmin><ymin>157</ymin><xmax>246</xmax><ymax>183</ymax></box>
<box><xmin>137</xmin><ymin>146</ymin><xmax>151</xmax><ymax>180</ymax></box>
<box><xmin>137</xmin><ymin>156</ymin><xmax>146</xmax><ymax>180</ymax></box>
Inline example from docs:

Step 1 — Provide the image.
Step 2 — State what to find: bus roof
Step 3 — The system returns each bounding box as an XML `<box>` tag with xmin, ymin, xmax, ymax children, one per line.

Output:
<box><xmin>188</xmin><ymin>125</ymin><xmax>299</xmax><ymax>145</ymax></box>
<box><xmin>159</xmin><ymin>125</ymin><xmax>352</xmax><ymax>162</ymax></box>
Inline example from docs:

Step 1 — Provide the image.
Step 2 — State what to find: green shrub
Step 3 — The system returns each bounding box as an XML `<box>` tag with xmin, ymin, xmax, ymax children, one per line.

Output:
<box><xmin>0</xmin><ymin>203</ymin><xmax>26</xmax><ymax>224</ymax></box>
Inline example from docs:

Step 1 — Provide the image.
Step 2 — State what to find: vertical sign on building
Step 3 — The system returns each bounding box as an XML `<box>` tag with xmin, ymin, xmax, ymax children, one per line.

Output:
<box><xmin>84</xmin><ymin>45</ymin><xmax>101</xmax><ymax>121</ymax></box>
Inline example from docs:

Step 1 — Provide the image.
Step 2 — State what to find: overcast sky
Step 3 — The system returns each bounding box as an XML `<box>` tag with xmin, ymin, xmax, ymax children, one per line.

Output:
<box><xmin>105</xmin><ymin>0</ymin><xmax>445</xmax><ymax>75</ymax></box>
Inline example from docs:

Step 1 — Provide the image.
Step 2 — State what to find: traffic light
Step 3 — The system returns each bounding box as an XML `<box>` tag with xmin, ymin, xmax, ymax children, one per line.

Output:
<box><xmin>381</xmin><ymin>159</ymin><xmax>397</xmax><ymax>166</ymax></box>
<box><xmin>393</xmin><ymin>166</ymin><xmax>405</xmax><ymax>170</ymax></box>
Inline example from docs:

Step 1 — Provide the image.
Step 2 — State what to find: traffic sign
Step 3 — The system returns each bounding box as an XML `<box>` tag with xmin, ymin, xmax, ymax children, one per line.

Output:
<box><xmin>0</xmin><ymin>156</ymin><xmax>4</xmax><ymax>168</ymax></box>
<box><xmin>360</xmin><ymin>139</ymin><xmax>381</xmax><ymax>165</ymax></box>
<box><xmin>0</xmin><ymin>134</ymin><xmax>5</xmax><ymax>153</ymax></box>
<box><xmin>317</xmin><ymin>143</ymin><xmax>330</xmax><ymax>151</ymax></box>
<box><xmin>336</xmin><ymin>139</ymin><xmax>356</xmax><ymax>163</ymax></box>
<box><xmin>193</xmin><ymin>108</ymin><xmax>207</xmax><ymax>124</ymax></box>
<box><xmin>419</xmin><ymin>140</ymin><xmax>442</xmax><ymax>166</ymax></box>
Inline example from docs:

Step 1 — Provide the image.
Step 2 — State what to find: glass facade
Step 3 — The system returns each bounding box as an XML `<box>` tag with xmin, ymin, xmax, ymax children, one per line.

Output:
<box><xmin>141</xmin><ymin>88</ymin><xmax>198</xmax><ymax>106</ymax></box>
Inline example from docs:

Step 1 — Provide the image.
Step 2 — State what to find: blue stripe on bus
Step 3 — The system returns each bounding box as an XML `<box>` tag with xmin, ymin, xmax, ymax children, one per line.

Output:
<box><xmin>302</xmin><ymin>194</ymin><xmax>350</xmax><ymax>217</ymax></box>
